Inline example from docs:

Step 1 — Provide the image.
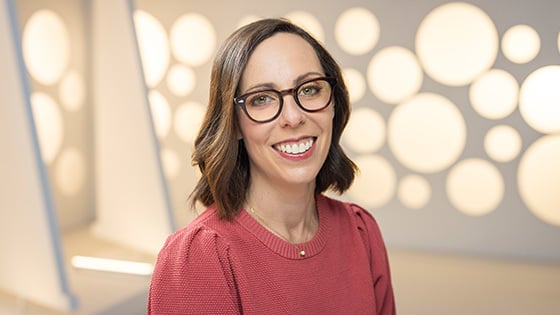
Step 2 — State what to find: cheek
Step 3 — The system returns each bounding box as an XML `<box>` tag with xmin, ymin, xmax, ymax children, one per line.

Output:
<box><xmin>238</xmin><ymin>119</ymin><xmax>268</xmax><ymax>149</ymax></box>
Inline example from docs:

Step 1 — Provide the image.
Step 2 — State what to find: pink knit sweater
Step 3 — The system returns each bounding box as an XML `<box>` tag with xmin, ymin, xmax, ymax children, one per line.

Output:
<box><xmin>148</xmin><ymin>195</ymin><xmax>395</xmax><ymax>314</ymax></box>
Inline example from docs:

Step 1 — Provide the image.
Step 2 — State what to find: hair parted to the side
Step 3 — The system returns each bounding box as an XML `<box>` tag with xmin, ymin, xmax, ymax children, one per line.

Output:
<box><xmin>189</xmin><ymin>18</ymin><xmax>357</xmax><ymax>221</ymax></box>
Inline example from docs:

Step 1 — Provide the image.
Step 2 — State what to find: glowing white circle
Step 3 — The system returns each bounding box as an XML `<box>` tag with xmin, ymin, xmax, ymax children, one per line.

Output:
<box><xmin>518</xmin><ymin>135</ymin><xmax>560</xmax><ymax>226</ymax></box>
<box><xmin>174</xmin><ymin>101</ymin><xmax>206</xmax><ymax>143</ymax></box>
<box><xmin>31</xmin><ymin>93</ymin><xmax>64</xmax><ymax>164</ymax></box>
<box><xmin>343</xmin><ymin>68</ymin><xmax>366</xmax><ymax>104</ymax></box>
<box><xmin>469</xmin><ymin>69</ymin><xmax>519</xmax><ymax>120</ymax></box>
<box><xmin>284</xmin><ymin>11</ymin><xmax>324</xmax><ymax>43</ymax></box>
<box><xmin>59</xmin><ymin>70</ymin><xmax>85</xmax><ymax>111</ymax></box>
<box><xmin>148</xmin><ymin>90</ymin><xmax>171</xmax><ymax>139</ymax></box>
<box><xmin>398</xmin><ymin>175</ymin><xmax>431</xmax><ymax>209</ymax></box>
<box><xmin>161</xmin><ymin>148</ymin><xmax>181</xmax><ymax>179</ymax></box>
<box><xmin>388</xmin><ymin>93</ymin><xmax>466</xmax><ymax>173</ymax></box>
<box><xmin>22</xmin><ymin>10</ymin><xmax>70</xmax><ymax>85</ymax></box>
<box><xmin>502</xmin><ymin>24</ymin><xmax>540</xmax><ymax>64</ymax></box>
<box><xmin>133</xmin><ymin>10</ymin><xmax>170</xmax><ymax>88</ymax></box>
<box><xmin>343</xmin><ymin>107</ymin><xmax>385</xmax><ymax>154</ymax></box>
<box><xmin>416</xmin><ymin>2</ymin><xmax>498</xmax><ymax>86</ymax></box>
<box><xmin>55</xmin><ymin>147</ymin><xmax>85</xmax><ymax>196</ymax></box>
<box><xmin>335</xmin><ymin>7</ymin><xmax>379</xmax><ymax>55</ymax></box>
<box><xmin>167</xmin><ymin>64</ymin><xmax>196</xmax><ymax>97</ymax></box>
<box><xmin>367</xmin><ymin>46</ymin><xmax>423</xmax><ymax>104</ymax></box>
<box><xmin>347</xmin><ymin>155</ymin><xmax>396</xmax><ymax>208</ymax></box>
<box><xmin>519</xmin><ymin>66</ymin><xmax>560</xmax><ymax>134</ymax></box>
<box><xmin>171</xmin><ymin>14</ymin><xmax>216</xmax><ymax>67</ymax></box>
<box><xmin>484</xmin><ymin>125</ymin><xmax>522</xmax><ymax>163</ymax></box>
<box><xmin>446</xmin><ymin>158</ymin><xmax>504</xmax><ymax>216</ymax></box>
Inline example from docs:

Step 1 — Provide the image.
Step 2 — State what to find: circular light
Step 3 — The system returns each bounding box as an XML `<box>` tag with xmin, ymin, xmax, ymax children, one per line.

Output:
<box><xmin>59</xmin><ymin>69</ymin><xmax>85</xmax><ymax>111</ymax></box>
<box><xmin>388</xmin><ymin>93</ymin><xmax>466</xmax><ymax>173</ymax></box>
<box><xmin>416</xmin><ymin>2</ymin><xmax>498</xmax><ymax>86</ymax></box>
<box><xmin>167</xmin><ymin>64</ymin><xmax>196</xmax><ymax>97</ymax></box>
<box><xmin>134</xmin><ymin>10</ymin><xmax>170</xmax><ymax>88</ymax></box>
<box><xmin>518</xmin><ymin>135</ymin><xmax>560</xmax><ymax>226</ymax></box>
<box><xmin>367</xmin><ymin>46</ymin><xmax>423</xmax><ymax>104</ymax></box>
<box><xmin>335</xmin><ymin>7</ymin><xmax>380</xmax><ymax>55</ymax></box>
<box><xmin>31</xmin><ymin>93</ymin><xmax>64</xmax><ymax>164</ymax></box>
<box><xmin>398</xmin><ymin>175</ymin><xmax>431</xmax><ymax>209</ymax></box>
<box><xmin>446</xmin><ymin>158</ymin><xmax>504</xmax><ymax>216</ymax></box>
<box><xmin>519</xmin><ymin>65</ymin><xmax>560</xmax><ymax>134</ymax></box>
<box><xmin>469</xmin><ymin>69</ymin><xmax>519</xmax><ymax>120</ymax></box>
<box><xmin>55</xmin><ymin>147</ymin><xmax>86</xmax><ymax>196</ymax></box>
<box><xmin>171</xmin><ymin>13</ymin><xmax>216</xmax><ymax>67</ymax></box>
<box><xmin>502</xmin><ymin>24</ymin><xmax>540</xmax><ymax>64</ymax></box>
<box><xmin>347</xmin><ymin>155</ymin><xmax>396</xmax><ymax>208</ymax></box>
<box><xmin>148</xmin><ymin>90</ymin><xmax>171</xmax><ymax>139</ymax></box>
<box><xmin>343</xmin><ymin>68</ymin><xmax>366</xmax><ymax>104</ymax></box>
<box><xmin>174</xmin><ymin>101</ymin><xmax>206</xmax><ymax>143</ymax></box>
<box><xmin>343</xmin><ymin>107</ymin><xmax>385</xmax><ymax>154</ymax></box>
<box><xmin>22</xmin><ymin>10</ymin><xmax>70</xmax><ymax>85</ymax></box>
<box><xmin>484</xmin><ymin>125</ymin><xmax>522</xmax><ymax>163</ymax></box>
<box><xmin>284</xmin><ymin>11</ymin><xmax>324</xmax><ymax>43</ymax></box>
<box><xmin>161</xmin><ymin>148</ymin><xmax>181</xmax><ymax>179</ymax></box>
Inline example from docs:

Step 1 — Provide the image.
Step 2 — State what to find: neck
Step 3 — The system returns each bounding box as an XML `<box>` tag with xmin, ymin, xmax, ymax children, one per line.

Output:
<box><xmin>246</xmin><ymin>183</ymin><xmax>318</xmax><ymax>243</ymax></box>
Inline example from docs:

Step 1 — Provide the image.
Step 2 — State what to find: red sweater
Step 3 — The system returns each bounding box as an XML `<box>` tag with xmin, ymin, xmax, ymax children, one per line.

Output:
<box><xmin>148</xmin><ymin>195</ymin><xmax>395</xmax><ymax>314</ymax></box>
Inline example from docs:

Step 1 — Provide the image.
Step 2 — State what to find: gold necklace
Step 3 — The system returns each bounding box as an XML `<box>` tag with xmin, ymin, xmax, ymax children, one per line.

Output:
<box><xmin>247</xmin><ymin>206</ymin><xmax>313</xmax><ymax>257</ymax></box>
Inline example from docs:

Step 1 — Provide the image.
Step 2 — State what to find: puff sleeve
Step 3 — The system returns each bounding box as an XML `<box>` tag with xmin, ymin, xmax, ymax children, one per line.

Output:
<box><xmin>148</xmin><ymin>226</ymin><xmax>241</xmax><ymax>314</ymax></box>
<box><xmin>353</xmin><ymin>205</ymin><xmax>396</xmax><ymax>315</ymax></box>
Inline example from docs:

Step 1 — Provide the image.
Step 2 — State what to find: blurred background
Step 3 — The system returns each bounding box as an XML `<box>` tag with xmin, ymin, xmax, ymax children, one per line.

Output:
<box><xmin>1</xmin><ymin>0</ymin><xmax>559</xmax><ymax>314</ymax></box>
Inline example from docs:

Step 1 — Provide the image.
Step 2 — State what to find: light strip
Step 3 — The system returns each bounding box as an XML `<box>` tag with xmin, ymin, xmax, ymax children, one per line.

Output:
<box><xmin>71</xmin><ymin>255</ymin><xmax>154</xmax><ymax>276</ymax></box>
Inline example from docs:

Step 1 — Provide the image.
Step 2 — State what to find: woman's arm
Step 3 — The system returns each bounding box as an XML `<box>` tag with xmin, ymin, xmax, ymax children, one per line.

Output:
<box><xmin>148</xmin><ymin>226</ymin><xmax>241</xmax><ymax>314</ymax></box>
<box><xmin>353</xmin><ymin>205</ymin><xmax>397</xmax><ymax>315</ymax></box>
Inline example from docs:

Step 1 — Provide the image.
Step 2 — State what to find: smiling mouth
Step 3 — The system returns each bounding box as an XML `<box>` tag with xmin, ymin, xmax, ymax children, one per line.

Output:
<box><xmin>273</xmin><ymin>137</ymin><xmax>315</xmax><ymax>154</ymax></box>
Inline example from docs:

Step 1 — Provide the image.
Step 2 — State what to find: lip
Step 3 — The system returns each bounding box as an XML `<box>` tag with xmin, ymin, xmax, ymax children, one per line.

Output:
<box><xmin>272</xmin><ymin>136</ymin><xmax>316</xmax><ymax>160</ymax></box>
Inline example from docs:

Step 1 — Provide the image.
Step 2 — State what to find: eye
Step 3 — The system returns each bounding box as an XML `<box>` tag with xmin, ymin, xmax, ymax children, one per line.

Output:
<box><xmin>298</xmin><ymin>83</ymin><xmax>323</xmax><ymax>97</ymax></box>
<box><xmin>247</xmin><ymin>92</ymin><xmax>277</xmax><ymax>107</ymax></box>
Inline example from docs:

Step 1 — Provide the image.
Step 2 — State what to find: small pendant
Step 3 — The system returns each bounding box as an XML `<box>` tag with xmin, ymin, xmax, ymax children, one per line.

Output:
<box><xmin>299</xmin><ymin>250</ymin><xmax>306</xmax><ymax>257</ymax></box>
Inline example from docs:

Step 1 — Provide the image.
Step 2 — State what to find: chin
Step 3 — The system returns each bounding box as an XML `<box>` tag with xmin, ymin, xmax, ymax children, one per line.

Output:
<box><xmin>280</xmin><ymin>171</ymin><xmax>319</xmax><ymax>187</ymax></box>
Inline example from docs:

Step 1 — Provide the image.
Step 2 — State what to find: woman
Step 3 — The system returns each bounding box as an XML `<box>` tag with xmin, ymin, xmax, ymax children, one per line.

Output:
<box><xmin>148</xmin><ymin>18</ymin><xmax>395</xmax><ymax>314</ymax></box>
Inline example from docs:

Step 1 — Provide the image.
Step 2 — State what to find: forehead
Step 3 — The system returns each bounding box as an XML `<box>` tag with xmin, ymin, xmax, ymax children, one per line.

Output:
<box><xmin>240</xmin><ymin>32</ymin><xmax>323</xmax><ymax>89</ymax></box>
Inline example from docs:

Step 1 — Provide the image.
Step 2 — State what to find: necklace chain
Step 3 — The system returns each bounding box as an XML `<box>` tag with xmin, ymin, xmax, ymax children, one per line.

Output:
<box><xmin>247</xmin><ymin>206</ymin><xmax>312</xmax><ymax>257</ymax></box>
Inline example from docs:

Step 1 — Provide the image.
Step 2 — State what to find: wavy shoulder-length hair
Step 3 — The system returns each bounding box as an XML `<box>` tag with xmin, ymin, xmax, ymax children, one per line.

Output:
<box><xmin>189</xmin><ymin>18</ymin><xmax>357</xmax><ymax>220</ymax></box>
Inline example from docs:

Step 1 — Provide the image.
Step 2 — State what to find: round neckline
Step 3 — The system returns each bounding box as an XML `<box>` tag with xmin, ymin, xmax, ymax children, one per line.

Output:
<box><xmin>236</xmin><ymin>194</ymin><xmax>332</xmax><ymax>260</ymax></box>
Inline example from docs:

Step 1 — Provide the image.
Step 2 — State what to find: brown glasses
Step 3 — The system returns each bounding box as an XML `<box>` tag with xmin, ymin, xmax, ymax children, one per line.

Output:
<box><xmin>234</xmin><ymin>77</ymin><xmax>336</xmax><ymax>123</ymax></box>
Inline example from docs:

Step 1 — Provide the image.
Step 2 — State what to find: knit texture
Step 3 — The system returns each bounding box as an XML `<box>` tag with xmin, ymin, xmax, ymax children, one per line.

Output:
<box><xmin>148</xmin><ymin>194</ymin><xmax>395</xmax><ymax>314</ymax></box>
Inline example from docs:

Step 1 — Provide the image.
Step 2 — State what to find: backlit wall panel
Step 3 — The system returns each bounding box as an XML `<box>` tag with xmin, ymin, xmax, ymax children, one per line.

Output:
<box><xmin>91</xmin><ymin>0</ymin><xmax>175</xmax><ymax>255</ymax></box>
<box><xmin>0</xmin><ymin>0</ymin><xmax>77</xmax><ymax>310</ymax></box>
<box><xmin>134</xmin><ymin>0</ymin><xmax>560</xmax><ymax>261</ymax></box>
<box><xmin>16</xmin><ymin>0</ymin><xmax>93</xmax><ymax>230</ymax></box>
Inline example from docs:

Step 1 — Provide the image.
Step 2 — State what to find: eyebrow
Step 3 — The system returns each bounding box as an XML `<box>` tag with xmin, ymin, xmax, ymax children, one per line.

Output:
<box><xmin>242</xmin><ymin>71</ymin><xmax>325</xmax><ymax>94</ymax></box>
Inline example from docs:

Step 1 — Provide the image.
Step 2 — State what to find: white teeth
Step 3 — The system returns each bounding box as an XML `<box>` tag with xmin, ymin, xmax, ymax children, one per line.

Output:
<box><xmin>291</xmin><ymin>144</ymin><xmax>298</xmax><ymax>153</ymax></box>
<box><xmin>276</xmin><ymin>139</ymin><xmax>313</xmax><ymax>154</ymax></box>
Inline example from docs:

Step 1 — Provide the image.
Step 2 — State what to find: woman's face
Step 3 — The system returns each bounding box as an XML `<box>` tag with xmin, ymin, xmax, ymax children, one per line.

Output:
<box><xmin>237</xmin><ymin>32</ymin><xmax>334</xmax><ymax>192</ymax></box>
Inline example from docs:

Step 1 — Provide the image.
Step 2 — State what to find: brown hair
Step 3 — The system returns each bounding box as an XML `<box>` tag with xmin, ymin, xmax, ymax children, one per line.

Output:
<box><xmin>190</xmin><ymin>18</ymin><xmax>357</xmax><ymax>220</ymax></box>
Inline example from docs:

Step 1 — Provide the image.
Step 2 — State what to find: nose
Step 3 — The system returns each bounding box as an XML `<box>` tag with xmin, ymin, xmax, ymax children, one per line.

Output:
<box><xmin>278</xmin><ymin>94</ymin><xmax>305</xmax><ymax>127</ymax></box>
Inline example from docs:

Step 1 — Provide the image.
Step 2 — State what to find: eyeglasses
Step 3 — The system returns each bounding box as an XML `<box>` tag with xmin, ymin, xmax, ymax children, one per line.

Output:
<box><xmin>234</xmin><ymin>77</ymin><xmax>336</xmax><ymax>123</ymax></box>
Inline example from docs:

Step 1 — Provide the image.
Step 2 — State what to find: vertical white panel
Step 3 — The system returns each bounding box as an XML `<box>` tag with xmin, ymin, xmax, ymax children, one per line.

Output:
<box><xmin>91</xmin><ymin>0</ymin><xmax>175</xmax><ymax>255</ymax></box>
<box><xmin>0</xmin><ymin>0</ymin><xmax>77</xmax><ymax>311</ymax></box>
